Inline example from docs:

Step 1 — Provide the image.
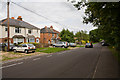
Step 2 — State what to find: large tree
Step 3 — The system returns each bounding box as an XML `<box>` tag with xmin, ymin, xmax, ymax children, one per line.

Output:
<box><xmin>75</xmin><ymin>30</ymin><xmax>89</xmax><ymax>42</ymax></box>
<box><xmin>74</xmin><ymin>1</ymin><xmax>120</xmax><ymax>50</ymax></box>
<box><xmin>60</xmin><ymin>29</ymin><xmax>75</xmax><ymax>43</ymax></box>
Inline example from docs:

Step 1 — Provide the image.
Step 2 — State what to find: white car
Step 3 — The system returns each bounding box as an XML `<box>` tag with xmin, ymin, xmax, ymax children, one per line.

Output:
<box><xmin>13</xmin><ymin>44</ymin><xmax>36</xmax><ymax>53</ymax></box>
<box><xmin>53</xmin><ymin>41</ymin><xmax>68</xmax><ymax>48</ymax></box>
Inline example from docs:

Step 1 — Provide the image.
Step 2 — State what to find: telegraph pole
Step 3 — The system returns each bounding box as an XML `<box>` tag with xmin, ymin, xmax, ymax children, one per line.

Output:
<box><xmin>7</xmin><ymin>0</ymin><xmax>10</xmax><ymax>51</ymax></box>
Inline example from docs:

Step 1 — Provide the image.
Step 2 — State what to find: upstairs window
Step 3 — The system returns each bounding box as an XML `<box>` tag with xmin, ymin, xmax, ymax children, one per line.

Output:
<box><xmin>52</xmin><ymin>33</ymin><xmax>54</xmax><ymax>37</ymax></box>
<box><xmin>28</xmin><ymin>30</ymin><xmax>32</xmax><ymax>34</ymax></box>
<box><xmin>5</xmin><ymin>27</ymin><xmax>8</xmax><ymax>31</ymax></box>
<box><xmin>15</xmin><ymin>27</ymin><xmax>21</xmax><ymax>33</ymax></box>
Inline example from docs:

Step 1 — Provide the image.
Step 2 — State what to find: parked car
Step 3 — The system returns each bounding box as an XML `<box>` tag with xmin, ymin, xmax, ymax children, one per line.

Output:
<box><xmin>69</xmin><ymin>43</ymin><xmax>76</xmax><ymax>47</ymax></box>
<box><xmin>5</xmin><ymin>43</ymin><xmax>15</xmax><ymax>51</ymax></box>
<box><xmin>0</xmin><ymin>43</ymin><xmax>15</xmax><ymax>51</ymax></box>
<box><xmin>85</xmin><ymin>43</ymin><xmax>93</xmax><ymax>48</ymax></box>
<box><xmin>101</xmin><ymin>42</ymin><xmax>109</xmax><ymax>46</ymax></box>
<box><xmin>53</xmin><ymin>41</ymin><xmax>68</xmax><ymax>48</ymax></box>
<box><xmin>13</xmin><ymin>44</ymin><xmax>36</xmax><ymax>53</ymax></box>
<box><xmin>0</xmin><ymin>43</ymin><xmax>6</xmax><ymax>51</ymax></box>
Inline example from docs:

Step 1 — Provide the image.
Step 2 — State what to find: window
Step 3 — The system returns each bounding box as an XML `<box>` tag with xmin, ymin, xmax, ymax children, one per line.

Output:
<box><xmin>29</xmin><ymin>38</ymin><xmax>35</xmax><ymax>42</ymax></box>
<box><xmin>36</xmin><ymin>39</ymin><xmax>39</xmax><ymax>43</ymax></box>
<box><xmin>52</xmin><ymin>34</ymin><xmax>54</xmax><ymax>37</ymax></box>
<box><xmin>5</xmin><ymin>27</ymin><xmax>8</xmax><ymax>31</ymax></box>
<box><xmin>15</xmin><ymin>27</ymin><xmax>21</xmax><ymax>33</ymax></box>
<box><xmin>28</xmin><ymin>30</ymin><xmax>32</xmax><ymax>34</ymax></box>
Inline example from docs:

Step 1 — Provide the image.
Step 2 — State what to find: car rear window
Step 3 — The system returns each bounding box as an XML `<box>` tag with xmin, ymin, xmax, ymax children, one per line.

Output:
<box><xmin>28</xmin><ymin>44</ymin><xmax>34</xmax><ymax>47</ymax></box>
<box><xmin>86</xmin><ymin>43</ymin><xmax>91</xmax><ymax>45</ymax></box>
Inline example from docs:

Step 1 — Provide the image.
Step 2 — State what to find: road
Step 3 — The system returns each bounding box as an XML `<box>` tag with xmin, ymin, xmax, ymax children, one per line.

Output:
<box><xmin>2</xmin><ymin>43</ymin><xmax>120</xmax><ymax>78</ymax></box>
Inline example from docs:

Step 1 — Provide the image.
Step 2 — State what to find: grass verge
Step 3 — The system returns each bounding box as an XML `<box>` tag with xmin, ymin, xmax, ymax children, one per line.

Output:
<box><xmin>76</xmin><ymin>45</ymin><xmax>85</xmax><ymax>47</ymax></box>
<box><xmin>109</xmin><ymin>46</ymin><xmax>120</xmax><ymax>63</ymax></box>
<box><xmin>36</xmin><ymin>47</ymin><xmax>69</xmax><ymax>53</ymax></box>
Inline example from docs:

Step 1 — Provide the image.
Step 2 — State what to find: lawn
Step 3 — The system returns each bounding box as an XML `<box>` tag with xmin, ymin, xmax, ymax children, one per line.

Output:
<box><xmin>36</xmin><ymin>47</ymin><xmax>69</xmax><ymax>53</ymax></box>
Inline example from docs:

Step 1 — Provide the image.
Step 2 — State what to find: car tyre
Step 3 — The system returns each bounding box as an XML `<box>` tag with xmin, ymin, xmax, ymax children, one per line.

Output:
<box><xmin>14</xmin><ymin>49</ymin><xmax>17</xmax><ymax>53</ymax></box>
<box><xmin>62</xmin><ymin>46</ymin><xmax>65</xmax><ymax>48</ymax></box>
<box><xmin>32</xmin><ymin>51</ymin><xmax>35</xmax><ymax>53</ymax></box>
<box><xmin>25</xmin><ymin>50</ymin><xmax>28</xmax><ymax>54</ymax></box>
<box><xmin>53</xmin><ymin>45</ymin><xmax>55</xmax><ymax>48</ymax></box>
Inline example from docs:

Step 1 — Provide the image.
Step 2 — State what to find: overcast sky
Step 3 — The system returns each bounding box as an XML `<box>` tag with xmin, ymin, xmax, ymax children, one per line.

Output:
<box><xmin>0</xmin><ymin>0</ymin><xmax>97</xmax><ymax>34</ymax></box>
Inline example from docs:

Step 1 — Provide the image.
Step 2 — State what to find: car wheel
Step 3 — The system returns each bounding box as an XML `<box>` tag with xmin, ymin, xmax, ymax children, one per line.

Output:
<box><xmin>32</xmin><ymin>51</ymin><xmax>35</xmax><ymax>53</ymax></box>
<box><xmin>62</xmin><ymin>46</ymin><xmax>65</xmax><ymax>48</ymax></box>
<box><xmin>53</xmin><ymin>45</ymin><xmax>55</xmax><ymax>48</ymax></box>
<box><xmin>14</xmin><ymin>49</ymin><xmax>17</xmax><ymax>53</ymax></box>
<box><xmin>25</xmin><ymin>50</ymin><xmax>28</xmax><ymax>54</ymax></box>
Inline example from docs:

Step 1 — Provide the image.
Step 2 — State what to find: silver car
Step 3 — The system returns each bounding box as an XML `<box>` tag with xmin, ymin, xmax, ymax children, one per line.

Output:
<box><xmin>53</xmin><ymin>41</ymin><xmax>68</xmax><ymax>48</ymax></box>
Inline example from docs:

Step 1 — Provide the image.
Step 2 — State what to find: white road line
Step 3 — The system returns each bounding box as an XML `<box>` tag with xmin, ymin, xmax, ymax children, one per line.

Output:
<box><xmin>33</xmin><ymin>58</ymin><xmax>41</xmax><ymax>61</ymax></box>
<box><xmin>47</xmin><ymin>55</ymin><xmax>52</xmax><ymax>57</ymax></box>
<box><xmin>1</xmin><ymin>62</ymin><xmax>23</xmax><ymax>69</ymax></box>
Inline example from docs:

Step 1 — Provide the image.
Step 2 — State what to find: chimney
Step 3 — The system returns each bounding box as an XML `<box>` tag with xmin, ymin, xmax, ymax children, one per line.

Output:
<box><xmin>50</xmin><ymin>26</ymin><xmax>53</xmax><ymax>29</ymax></box>
<box><xmin>11</xmin><ymin>17</ymin><xmax>14</xmax><ymax>19</ymax></box>
<box><xmin>45</xmin><ymin>26</ymin><xmax>47</xmax><ymax>29</ymax></box>
<box><xmin>17</xmin><ymin>16</ymin><xmax>22</xmax><ymax>21</ymax></box>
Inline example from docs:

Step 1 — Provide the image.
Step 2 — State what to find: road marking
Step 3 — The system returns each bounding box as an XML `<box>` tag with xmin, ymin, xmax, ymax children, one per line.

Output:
<box><xmin>1</xmin><ymin>62</ymin><xmax>23</xmax><ymax>69</ymax></box>
<box><xmin>33</xmin><ymin>58</ymin><xmax>41</xmax><ymax>61</ymax></box>
<box><xmin>47</xmin><ymin>55</ymin><xmax>52</xmax><ymax>57</ymax></box>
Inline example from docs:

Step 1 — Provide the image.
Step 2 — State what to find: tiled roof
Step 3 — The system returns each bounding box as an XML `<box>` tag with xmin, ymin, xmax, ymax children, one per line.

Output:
<box><xmin>0</xmin><ymin>18</ymin><xmax>40</xmax><ymax>30</ymax></box>
<box><xmin>40</xmin><ymin>27</ymin><xmax>57</xmax><ymax>33</ymax></box>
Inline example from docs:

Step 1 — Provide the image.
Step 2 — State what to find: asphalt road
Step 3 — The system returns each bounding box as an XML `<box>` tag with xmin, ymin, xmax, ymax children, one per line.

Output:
<box><xmin>2</xmin><ymin>43</ymin><xmax>120</xmax><ymax>78</ymax></box>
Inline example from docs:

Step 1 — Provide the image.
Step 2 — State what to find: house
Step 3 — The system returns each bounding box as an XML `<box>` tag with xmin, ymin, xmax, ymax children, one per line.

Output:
<box><xmin>0</xmin><ymin>16</ymin><xmax>40</xmax><ymax>44</ymax></box>
<box><xmin>40</xmin><ymin>26</ymin><xmax>61</xmax><ymax>44</ymax></box>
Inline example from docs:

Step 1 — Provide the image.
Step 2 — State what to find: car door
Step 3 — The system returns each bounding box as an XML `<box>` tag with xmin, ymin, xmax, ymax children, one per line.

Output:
<box><xmin>16</xmin><ymin>45</ymin><xmax>22</xmax><ymax>51</ymax></box>
<box><xmin>21</xmin><ymin>44</ymin><xmax>27</xmax><ymax>52</ymax></box>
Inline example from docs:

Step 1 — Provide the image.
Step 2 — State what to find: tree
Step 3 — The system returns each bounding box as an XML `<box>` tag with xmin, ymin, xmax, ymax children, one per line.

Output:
<box><xmin>60</xmin><ymin>29</ymin><xmax>75</xmax><ymax>42</ymax></box>
<box><xmin>74</xmin><ymin>2</ymin><xmax>120</xmax><ymax>50</ymax></box>
<box><xmin>75</xmin><ymin>30</ymin><xmax>89</xmax><ymax>42</ymax></box>
<box><xmin>89</xmin><ymin>29</ymin><xmax>100</xmax><ymax>42</ymax></box>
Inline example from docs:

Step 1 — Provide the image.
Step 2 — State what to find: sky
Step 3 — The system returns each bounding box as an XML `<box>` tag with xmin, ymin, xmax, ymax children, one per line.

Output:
<box><xmin>0</xmin><ymin>0</ymin><xmax>97</xmax><ymax>34</ymax></box>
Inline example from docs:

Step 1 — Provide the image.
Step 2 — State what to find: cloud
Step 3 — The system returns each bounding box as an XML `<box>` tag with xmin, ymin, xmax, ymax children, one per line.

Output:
<box><xmin>0</xmin><ymin>1</ymin><xmax>96</xmax><ymax>34</ymax></box>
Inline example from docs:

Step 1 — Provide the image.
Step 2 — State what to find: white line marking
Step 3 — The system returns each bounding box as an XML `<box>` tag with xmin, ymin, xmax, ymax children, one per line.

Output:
<box><xmin>33</xmin><ymin>58</ymin><xmax>40</xmax><ymax>61</ymax></box>
<box><xmin>47</xmin><ymin>55</ymin><xmax>52</xmax><ymax>57</ymax></box>
<box><xmin>1</xmin><ymin>62</ymin><xmax>23</xmax><ymax>69</ymax></box>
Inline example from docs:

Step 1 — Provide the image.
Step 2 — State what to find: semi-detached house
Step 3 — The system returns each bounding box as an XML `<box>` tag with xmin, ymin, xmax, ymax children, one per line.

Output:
<box><xmin>0</xmin><ymin>16</ymin><xmax>40</xmax><ymax>44</ymax></box>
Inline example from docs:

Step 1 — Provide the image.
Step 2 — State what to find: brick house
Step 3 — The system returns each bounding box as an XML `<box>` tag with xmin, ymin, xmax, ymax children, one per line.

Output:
<box><xmin>40</xmin><ymin>26</ymin><xmax>61</xmax><ymax>44</ymax></box>
<box><xmin>0</xmin><ymin>16</ymin><xmax>40</xmax><ymax>44</ymax></box>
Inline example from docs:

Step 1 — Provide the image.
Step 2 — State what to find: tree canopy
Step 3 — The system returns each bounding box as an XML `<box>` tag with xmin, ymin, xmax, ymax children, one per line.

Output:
<box><xmin>74</xmin><ymin>1</ymin><xmax>120</xmax><ymax>50</ymax></box>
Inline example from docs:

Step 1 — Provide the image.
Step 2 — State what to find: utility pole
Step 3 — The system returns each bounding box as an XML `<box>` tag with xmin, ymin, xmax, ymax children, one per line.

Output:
<box><xmin>7</xmin><ymin>0</ymin><xmax>10</xmax><ymax>51</ymax></box>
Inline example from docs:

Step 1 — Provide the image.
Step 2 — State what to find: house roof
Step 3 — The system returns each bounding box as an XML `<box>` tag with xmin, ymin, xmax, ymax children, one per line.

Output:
<box><xmin>40</xmin><ymin>27</ymin><xmax>57</xmax><ymax>34</ymax></box>
<box><xmin>0</xmin><ymin>18</ymin><xmax>40</xmax><ymax>30</ymax></box>
<box><xmin>12</xmin><ymin>35</ymin><xmax>25</xmax><ymax>38</ymax></box>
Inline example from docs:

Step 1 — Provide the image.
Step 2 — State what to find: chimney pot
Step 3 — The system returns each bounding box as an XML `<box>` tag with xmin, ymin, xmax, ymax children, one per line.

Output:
<box><xmin>11</xmin><ymin>17</ymin><xmax>14</xmax><ymax>19</ymax></box>
<box><xmin>17</xmin><ymin>16</ymin><xmax>22</xmax><ymax>21</ymax></box>
<box><xmin>45</xmin><ymin>26</ymin><xmax>47</xmax><ymax>29</ymax></box>
<box><xmin>50</xmin><ymin>26</ymin><xmax>53</xmax><ymax>29</ymax></box>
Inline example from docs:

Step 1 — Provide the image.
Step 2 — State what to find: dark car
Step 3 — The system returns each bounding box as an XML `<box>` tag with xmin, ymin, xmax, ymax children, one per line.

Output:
<box><xmin>0</xmin><ymin>43</ymin><xmax>6</xmax><ymax>51</ymax></box>
<box><xmin>85</xmin><ymin>43</ymin><xmax>93</xmax><ymax>48</ymax></box>
<box><xmin>101</xmin><ymin>42</ymin><xmax>109</xmax><ymax>46</ymax></box>
<box><xmin>5</xmin><ymin>43</ymin><xmax>15</xmax><ymax>51</ymax></box>
<box><xmin>0</xmin><ymin>43</ymin><xmax>15</xmax><ymax>51</ymax></box>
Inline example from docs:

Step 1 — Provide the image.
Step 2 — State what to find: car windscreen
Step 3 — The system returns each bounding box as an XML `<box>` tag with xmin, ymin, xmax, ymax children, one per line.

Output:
<box><xmin>86</xmin><ymin>43</ymin><xmax>91</xmax><ymax>45</ymax></box>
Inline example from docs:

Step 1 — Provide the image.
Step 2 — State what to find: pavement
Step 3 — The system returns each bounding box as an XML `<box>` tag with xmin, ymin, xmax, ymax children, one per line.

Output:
<box><xmin>1</xmin><ymin>43</ymin><xmax>120</xmax><ymax>78</ymax></box>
